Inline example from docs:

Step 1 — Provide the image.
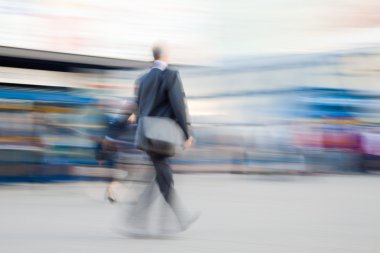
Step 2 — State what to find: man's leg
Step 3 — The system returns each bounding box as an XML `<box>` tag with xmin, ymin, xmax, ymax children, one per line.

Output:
<box><xmin>148</xmin><ymin>152</ymin><xmax>199</xmax><ymax>231</ymax></box>
<box><xmin>148</xmin><ymin>152</ymin><xmax>173</xmax><ymax>203</ymax></box>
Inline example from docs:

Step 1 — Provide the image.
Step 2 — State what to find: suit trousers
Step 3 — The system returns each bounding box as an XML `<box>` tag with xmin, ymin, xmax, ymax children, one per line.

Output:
<box><xmin>147</xmin><ymin>152</ymin><xmax>174</xmax><ymax>203</ymax></box>
<box><xmin>148</xmin><ymin>151</ymin><xmax>188</xmax><ymax>227</ymax></box>
<box><xmin>127</xmin><ymin>151</ymin><xmax>187</xmax><ymax>232</ymax></box>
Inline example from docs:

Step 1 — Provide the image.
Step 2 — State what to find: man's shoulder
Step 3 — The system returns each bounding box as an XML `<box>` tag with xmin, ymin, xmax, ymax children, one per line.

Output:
<box><xmin>135</xmin><ymin>70</ymin><xmax>154</xmax><ymax>86</ymax></box>
<box><xmin>165</xmin><ymin>67</ymin><xmax>179</xmax><ymax>74</ymax></box>
<box><xmin>163</xmin><ymin>67</ymin><xmax>180</xmax><ymax>79</ymax></box>
<box><xmin>136</xmin><ymin>70</ymin><xmax>150</xmax><ymax>80</ymax></box>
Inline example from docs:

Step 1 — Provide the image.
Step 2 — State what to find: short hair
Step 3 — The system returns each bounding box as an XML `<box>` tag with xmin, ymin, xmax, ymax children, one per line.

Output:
<box><xmin>152</xmin><ymin>43</ymin><xmax>167</xmax><ymax>60</ymax></box>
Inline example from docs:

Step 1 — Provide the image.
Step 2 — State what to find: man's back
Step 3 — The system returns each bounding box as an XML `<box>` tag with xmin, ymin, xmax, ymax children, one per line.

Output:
<box><xmin>136</xmin><ymin>67</ymin><xmax>190</xmax><ymax>139</ymax></box>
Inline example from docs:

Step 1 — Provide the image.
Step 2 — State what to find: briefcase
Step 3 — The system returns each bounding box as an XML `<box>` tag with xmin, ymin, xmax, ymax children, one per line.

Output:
<box><xmin>135</xmin><ymin>116</ymin><xmax>185</xmax><ymax>156</ymax></box>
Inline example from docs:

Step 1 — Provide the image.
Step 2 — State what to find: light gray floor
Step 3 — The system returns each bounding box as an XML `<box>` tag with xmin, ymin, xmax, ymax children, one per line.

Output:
<box><xmin>1</xmin><ymin>174</ymin><xmax>380</xmax><ymax>253</ymax></box>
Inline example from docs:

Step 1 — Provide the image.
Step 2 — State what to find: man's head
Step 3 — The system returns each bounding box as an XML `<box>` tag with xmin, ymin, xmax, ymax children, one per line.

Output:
<box><xmin>152</xmin><ymin>42</ymin><xmax>170</xmax><ymax>63</ymax></box>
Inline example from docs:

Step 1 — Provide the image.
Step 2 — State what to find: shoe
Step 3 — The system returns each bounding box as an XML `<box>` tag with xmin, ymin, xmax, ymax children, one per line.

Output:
<box><xmin>105</xmin><ymin>191</ymin><xmax>116</xmax><ymax>203</ymax></box>
<box><xmin>180</xmin><ymin>211</ymin><xmax>201</xmax><ymax>231</ymax></box>
<box><xmin>107</xmin><ymin>196</ymin><xmax>116</xmax><ymax>203</ymax></box>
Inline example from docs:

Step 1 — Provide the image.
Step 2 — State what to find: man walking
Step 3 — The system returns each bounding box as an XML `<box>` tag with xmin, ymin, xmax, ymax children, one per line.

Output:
<box><xmin>128</xmin><ymin>43</ymin><xmax>198</xmax><ymax>234</ymax></box>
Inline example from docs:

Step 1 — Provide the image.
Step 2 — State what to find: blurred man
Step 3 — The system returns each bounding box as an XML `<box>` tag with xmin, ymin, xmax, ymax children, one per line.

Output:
<box><xmin>127</xmin><ymin>42</ymin><xmax>198</xmax><ymax>234</ymax></box>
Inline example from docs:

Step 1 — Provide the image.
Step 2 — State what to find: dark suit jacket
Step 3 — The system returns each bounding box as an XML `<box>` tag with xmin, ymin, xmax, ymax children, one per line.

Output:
<box><xmin>135</xmin><ymin>67</ymin><xmax>191</xmax><ymax>139</ymax></box>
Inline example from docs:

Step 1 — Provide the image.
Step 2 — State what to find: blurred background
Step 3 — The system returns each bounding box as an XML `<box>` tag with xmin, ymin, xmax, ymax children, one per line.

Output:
<box><xmin>2</xmin><ymin>1</ymin><xmax>380</xmax><ymax>252</ymax></box>
<box><xmin>1</xmin><ymin>0</ymin><xmax>380</xmax><ymax>181</ymax></box>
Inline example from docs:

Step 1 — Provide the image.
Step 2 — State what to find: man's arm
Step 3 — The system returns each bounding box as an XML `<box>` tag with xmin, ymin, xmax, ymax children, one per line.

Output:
<box><xmin>167</xmin><ymin>70</ymin><xmax>192</xmax><ymax>140</ymax></box>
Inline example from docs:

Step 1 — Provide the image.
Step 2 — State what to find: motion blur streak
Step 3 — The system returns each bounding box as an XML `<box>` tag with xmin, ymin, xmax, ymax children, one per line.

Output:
<box><xmin>1</xmin><ymin>0</ymin><xmax>380</xmax><ymax>252</ymax></box>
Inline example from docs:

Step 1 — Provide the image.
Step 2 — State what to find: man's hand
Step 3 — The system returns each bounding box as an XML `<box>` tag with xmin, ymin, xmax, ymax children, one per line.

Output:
<box><xmin>128</xmin><ymin>113</ymin><xmax>137</xmax><ymax>124</ymax></box>
<box><xmin>183</xmin><ymin>136</ymin><xmax>195</xmax><ymax>150</ymax></box>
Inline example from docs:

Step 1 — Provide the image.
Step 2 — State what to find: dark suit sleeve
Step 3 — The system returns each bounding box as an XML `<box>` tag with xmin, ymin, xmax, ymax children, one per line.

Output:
<box><xmin>168</xmin><ymin>71</ymin><xmax>191</xmax><ymax>139</ymax></box>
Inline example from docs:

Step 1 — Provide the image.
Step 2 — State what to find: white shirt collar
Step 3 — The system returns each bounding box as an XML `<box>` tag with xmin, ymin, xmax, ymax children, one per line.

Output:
<box><xmin>152</xmin><ymin>60</ymin><xmax>168</xmax><ymax>71</ymax></box>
